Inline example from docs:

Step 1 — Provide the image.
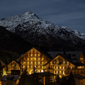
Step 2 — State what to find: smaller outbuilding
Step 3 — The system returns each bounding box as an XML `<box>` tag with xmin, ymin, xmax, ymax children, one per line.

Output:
<box><xmin>0</xmin><ymin>75</ymin><xmax>20</xmax><ymax>85</ymax></box>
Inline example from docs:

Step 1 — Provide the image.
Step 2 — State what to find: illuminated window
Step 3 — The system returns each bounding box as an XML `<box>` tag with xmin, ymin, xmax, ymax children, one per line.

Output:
<box><xmin>38</xmin><ymin>70</ymin><xmax>40</xmax><ymax>73</ymax></box>
<box><xmin>31</xmin><ymin>66</ymin><xmax>33</xmax><ymax>68</ymax></box>
<box><xmin>27</xmin><ymin>66</ymin><xmax>29</xmax><ymax>68</ymax></box>
<box><xmin>50</xmin><ymin>62</ymin><xmax>52</xmax><ymax>65</ymax></box>
<box><xmin>31</xmin><ymin>54</ymin><xmax>33</xmax><ymax>57</ymax></box>
<box><xmin>59</xmin><ymin>66</ymin><xmax>61</xmax><ymax>69</ymax></box>
<box><xmin>38</xmin><ymin>66</ymin><xmax>40</xmax><ymax>68</ymax></box>
<box><xmin>38</xmin><ymin>54</ymin><xmax>40</xmax><ymax>56</ymax></box>
<box><xmin>31</xmin><ymin>58</ymin><xmax>33</xmax><ymax>60</ymax></box>
<box><xmin>42</xmin><ymin>62</ymin><xmax>44</xmax><ymax>64</ymax></box>
<box><xmin>23</xmin><ymin>62</ymin><xmax>26</xmax><ymax>65</ymax></box>
<box><xmin>56</xmin><ymin>71</ymin><xmax>58</xmax><ymax>74</ymax></box>
<box><xmin>23</xmin><ymin>66</ymin><xmax>25</xmax><ymax>68</ymax></box>
<box><xmin>59</xmin><ymin>75</ymin><xmax>62</xmax><ymax>78</ymax></box>
<box><xmin>57</xmin><ymin>61</ymin><xmax>59</xmax><ymax>64</ymax></box>
<box><xmin>38</xmin><ymin>62</ymin><xmax>40</xmax><ymax>64</ymax></box>
<box><xmin>42</xmin><ymin>58</ymin><xmax>44</xmax><ymax>60</ymax></box>
<box><xmin>67</xmin><ymin>62</ymin><xmax>69</xmax><ymax>64</ymax></box>
<box><xmin>27</xmin><ymin>58</ymin><xmax>29</xmax><ymax>61</ymax></box>
<box><xmin>34</xmin><ymin>54</ymin><xmax>37</xmax><ymax>56</ymax></box>
<box><xmin>38</xmin><ymin>58</ymin><xmax>40</xmax><ymax>60</ymax></box>
<box><xmin>34</xmin><ymin>58</ymin><xmax>36</xmax><ymax>60</ymax></box>
<box><xmin>42</xmin><ymin>66</ymin><xmax>44</xmax><ymax>69</ymax></box>
<box><xmin>31</xmin><ymin>50</ymin><xmax>33</xmax><ymax>53</ymax></box>
<box><xmin>31</xmin><ymin>62</ymin><xmax>33</xmax><ymax>64</ymax></box>
<box><xmin>63</xmin><ymin>66</ymin><xmax>64</xmax><ymax>69</ymax></box>
<box><xmin>63</xmin><ymin>71</ymin><xmax>65</xmax><ymax>74</ymax></box>
<box><xmin>59</xmin><ymin>71</ymin><xmax>61</xmax><ymax>74</ymax></box>
<box><xmin>71</xmin><ymin>66</ymin><xmax>72</xmax><ymax>69</ymax></box>
<box><xmin>34</xmin><ymin>62</ymin><xmax>36</xmax><ymax>64</ymax></box>
<box><xmin>35</xmin><ymin>65</ymin><xmax>36</xmax><ymax>68</ymax></box>
<box><xmin>63</xmin><ymin>61</ymin><xmax>65</xmax><ymax>64</ymax></box>
<box><xmin>41</xmin><ymin>70</ymin><xmax>43</xmax><ymax>72</ymax></box>
<box><xmin>56</xmin><ymin>66</ymin><xmax>58</xmax><ymax>69</ymax></box>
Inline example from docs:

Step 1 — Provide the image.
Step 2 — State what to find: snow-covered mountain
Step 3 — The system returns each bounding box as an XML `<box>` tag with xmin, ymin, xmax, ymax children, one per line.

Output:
<box><xmin>0</xmin><ymin>11</ymin><xmax>85</xmax><ymax>51</ymax></box>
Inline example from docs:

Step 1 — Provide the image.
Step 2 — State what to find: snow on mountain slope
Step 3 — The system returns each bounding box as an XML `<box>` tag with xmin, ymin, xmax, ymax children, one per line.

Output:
<box><xmin>0</xmin><ymin>11</ymin><xmax>85</xmax><ymax>42</ymax></box>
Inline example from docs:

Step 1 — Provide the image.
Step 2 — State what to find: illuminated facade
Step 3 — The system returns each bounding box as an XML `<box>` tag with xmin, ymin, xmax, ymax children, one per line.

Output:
<box><xmin>2</xmin><ymin>47</ymin><xmax>85</xmax><ymax>78</ymax></box>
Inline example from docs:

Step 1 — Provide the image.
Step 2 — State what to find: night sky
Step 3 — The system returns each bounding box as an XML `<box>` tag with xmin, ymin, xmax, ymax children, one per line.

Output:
<box><xmin>0</xmin><ymin>0</ymin><xmax>85</xmax><ymax>33</ymax></box>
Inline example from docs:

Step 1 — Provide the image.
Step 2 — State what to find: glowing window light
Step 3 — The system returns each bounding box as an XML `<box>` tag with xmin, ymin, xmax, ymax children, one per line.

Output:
<box><xmin>34</xmin><ymin>62</ymin><xmax>36</xmax><ymax>64</ymax></box>
<box><xmin>31</xmin><ymin>58</ymin><xmax>33</xmax><ymax>60</ymax></box>
<box><xmin>41</xmin><ymin>70</ymin><xmax>43</xmax><ymax>72</ymax></box>
<box><xmin>59</xmin><ymin>75</ymin><xmax>62</xmax><ymax>78</ymax></box>
<box><xmin>23</xmin><ymin>66</ymin><xmax>25</xmax><ymax>68</ymax></box>
<box><xmin>42</xmin><ymin>58</ymin><xmax>44</xmax><ymax>60</ymax></box>
<box><xmin>63</xmin><ymin>61</ymin><xmax>65</xmax><ymax>64</ymax></box>
<box><xmin>56</xmin><ymin>66</ymin><xmax>58</xmax><ymax>69</ymax></box>
<box><xmin>42</xmin><ymin>66</ymin><xmax>44</xmax><ymax>69</ymax></box>
<box><xmin>31</xmin><ymin>50</ymin><xmax>33</xmax><ymax>53</ymax></box>
<box><xmin>38</xmin><ymin>58</ymin><xmax>40</xmax><ymax>60</ymax></box>
<box><xmin>38</xmin><ymin>66</ymin><xmax>40</xmax><ymax>68</ymax></box>
<box><xmin>63</xmin><ymin>71</ymin><xmax>65</xmax><ymax>74</ymax></box>
<box><xmin>27</xmin><ymin>66</ymin><xmax>29</xmax><ymax>68</ymax></box>
<box><xmin>31</xmin><ymin>62</ymin><xmax>33</xmax><ymax>64</ymax></box>
<box><xmin>38</xmin><ymin>54</ymin><xmax>40</xmax><ymax>56</ymax></box>
<box><xmin>71</xmin><ymin>66</ymin><xmax>72</xmax><ymax>69</ymax></box>
<box><xmin>38</xmin><ymin>62</ymin><xmax>40</xmax><ymax>64</ymax></box>
<box><xmin>42</xmin><ymin>62</ymin><xmax>44</xmax><ymax>64</ymax></box>
<box><xmin>31</xmin><ymin>54</ymin><xmax>33</xmax><ymax>57</ymax></box>
<box><xmin>38</xmin><ymin>70</ymin><xmax>40</xmax><ymax>73</ymax></box>
<box><xmin>27</xmin><ymin>58</ymin><xmax>29</xmax><ymax>61</ymax></box>
<box><xmin>29</xmin><ymin>72</ymin><xmax>31</xmax><ymax>75</ymax></box>
<box><xmin>59</xmin><ymin>66</ymin><xmax>61</xmax><ymax>69</ymax></box>
<box><xmin>34</xmin><ymin>58</ymin><xmax>36</xmax><ymax>60</ymax></box>
<box><xmin>63</xmin><ymin>66</ymin><xmax>64</xmax><ymax>69</ymax></box>
<box><xmin>67</xmin><ymin>62</ymin><xmax>69</xmax><ymax>65</ymax></box>
<box><xmin>34</xmin><ymin>54</ymin><xmax>37</xmax><ymax>56</ymax></box>
<box><xmin>57</xmin><ymin>61</ymin><xmax>59</xmax><ymax>64</ymax></box>
<box><xmin>31</xmin><ymin>66</ymin><xmax>33</xmax><ymax>68</ymax></box>
<box><xmin>56</xmin><ymin>71</ymin><xmax>58</xmax><ymax>74</ymax></box>
<box><xmin>59</xmin><ymin>71</ymin><xmax>61</xmax><ymax>74</ymax></box>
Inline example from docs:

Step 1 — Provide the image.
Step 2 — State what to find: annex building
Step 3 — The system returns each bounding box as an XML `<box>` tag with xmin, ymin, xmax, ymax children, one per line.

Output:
<box><xmin>0</xmin><ymin>47</ymin><xmax>85</xmax><ymax>85</ymax></box>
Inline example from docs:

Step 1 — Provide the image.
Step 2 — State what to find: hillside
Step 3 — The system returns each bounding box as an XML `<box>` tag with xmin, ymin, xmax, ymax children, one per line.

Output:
<box><xmin>0</xmin><ymin>26</ymin><xmax>32</xmax><ymax>64</ymax></box>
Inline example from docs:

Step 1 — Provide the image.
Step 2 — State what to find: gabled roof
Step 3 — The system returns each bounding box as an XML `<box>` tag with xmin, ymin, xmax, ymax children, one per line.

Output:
<box><xmin>44</xmin><ymin>53</ymin><xmax>84</xmax><ymax>66</ymax></box>
<box><xmin>17</xmin><ymin>47</ymin><xmax>52</xmax><ymax>60</ymax></box>
<box><xmin>34</xmin><ymin>47</ymin><xmax>52</xmax><ymax>59</ymax></box>
<box><xmin>48</xmin><ymin>51</ymin><xmax>82</xmax><ymax>61</ymax></box>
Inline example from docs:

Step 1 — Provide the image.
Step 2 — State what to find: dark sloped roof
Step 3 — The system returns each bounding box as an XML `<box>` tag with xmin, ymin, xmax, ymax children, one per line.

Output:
<box><xmin>34</xmin><ymin>47</ymin><xmax>52</xmax><ymax>59</ymax></box>
<box><xmin>73</xmin><ymin>74</ymin><xmax>85</xmax><ymax>79</ymax></box>
<box><xmin>18</xmin><ymin>47</ymin><xmax>52</xmax><ymax>60</ymax></box>
<box><xmin>48</xmin><ymin>51</ymin><xmax>82</xmax><ymax>61</ymax></box>
<box><xmin>45</xmin><ymin>52</ymin><xmax>84</xmax><ymax>66</ymax></box>
<box><xmin>1</xmin><ymin>75</ymin><xmax>20</xmax><ymax>81</ymax></box>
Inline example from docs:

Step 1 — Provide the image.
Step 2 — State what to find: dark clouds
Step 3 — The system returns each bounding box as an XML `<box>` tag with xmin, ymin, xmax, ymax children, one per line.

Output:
<box><xmin>0</xmin><ymin>0</ymin><xmax>85</xmax><ymax>33</ymax></box>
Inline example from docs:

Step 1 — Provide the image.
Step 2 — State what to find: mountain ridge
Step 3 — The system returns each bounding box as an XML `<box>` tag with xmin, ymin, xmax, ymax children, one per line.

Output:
<box><xmin>0</xmin><ymin>11</ymin><xmax>85</xmax><ymax>51</ymax></box>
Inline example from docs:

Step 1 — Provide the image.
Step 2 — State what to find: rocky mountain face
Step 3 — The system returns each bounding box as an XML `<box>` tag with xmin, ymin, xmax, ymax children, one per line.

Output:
<box><xmin>0</xmin><ymin>26</ymin><xmax>32</xmax><ymax>64</ymax></box>
<box><xmin>0</xmin><ymin>12</ymin><xmax>85</xmax><ymax>51</ymax></box>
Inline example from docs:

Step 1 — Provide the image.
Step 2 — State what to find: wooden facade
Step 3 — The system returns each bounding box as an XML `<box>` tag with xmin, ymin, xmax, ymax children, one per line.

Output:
<box><xmin>2</xmin><ymin>47</ymin><xmax>85</xmax><ymax>79</ymax></box>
